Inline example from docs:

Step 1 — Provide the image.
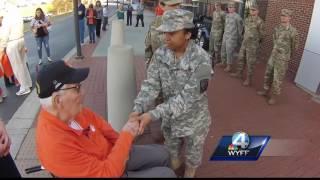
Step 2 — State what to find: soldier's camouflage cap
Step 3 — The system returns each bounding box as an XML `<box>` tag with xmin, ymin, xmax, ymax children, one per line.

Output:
<box><xmin>228</xmin><ymin>2</ymin><xmax>236</xmax><ymax>8</ymax></box>
<box><xmin>281</xmin><ymin>9</ymin><xmax>293</xmax><ymax>17</ymax></box>
<box><xmin>156</xmin><ymin>9</ymin><xmax>195</xmax><ymax>32</ymax></box>
<box><xmin>162</xmin><ymin>0</ymin><xmax>183</xmax><ymax>6</ymax></box>
<box><xmin>214</xmin><ymin>1</ymin><xmax>221</xmax><ymax>5</ymax></box>
<box><xmin>250</xmin><ymin>3</ymin><xmax>259</xmax><ymax>10</ymax></box>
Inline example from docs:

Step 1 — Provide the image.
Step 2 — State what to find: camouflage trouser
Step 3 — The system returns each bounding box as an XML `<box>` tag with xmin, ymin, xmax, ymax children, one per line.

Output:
<box><xmin>263</xmin><ymin>53</ymin><xmax>289</xmax><ymax>95</ymax></box>
<box><xmin>221</xmin><ymin>37</ymin><xmax>239</xmax><ymax>65</ymax></box>
<box><xmin>145</xmin><ymin>58</ymin><xmax>152</xmax><ymax>70</ymax></box>
<box><xmin>209</xmin><ymin>31</ymin><xmax>224</xmax><ymax>64</ymax></box>
<box><xmin>162</xmin><ymin>124</ymin><xmax>210</xmax><ymax>168</ymax></box>
<box><xmin>209</xmin><ymin>33</ymin><xmax>214</xmax><ymax>55</ymax></box>
<box><xmin>236</xmin><ymin>43</ymin><xmax>258</xmax><ymax>78</ymax></box>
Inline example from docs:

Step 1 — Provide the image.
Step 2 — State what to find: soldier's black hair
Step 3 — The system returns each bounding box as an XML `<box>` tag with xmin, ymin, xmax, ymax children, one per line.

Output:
<box><xmin>185</xmin><ymin>28</ymin><xmax>197</xmax><ymax>40</ymax></box>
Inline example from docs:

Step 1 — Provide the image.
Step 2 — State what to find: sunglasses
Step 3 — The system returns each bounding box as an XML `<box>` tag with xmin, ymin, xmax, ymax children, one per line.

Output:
<box><xmin>59</xmin><ymin>84</ymin><xmax>82</xmax><ymax>93</ymax></box>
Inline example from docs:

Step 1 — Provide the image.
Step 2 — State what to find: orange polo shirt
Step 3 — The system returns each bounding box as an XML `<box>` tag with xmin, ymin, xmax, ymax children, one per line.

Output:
<box><xmin>36</xmin><ymin>107</ymin><xmax>134</xmax><ymax>177</ymax></box>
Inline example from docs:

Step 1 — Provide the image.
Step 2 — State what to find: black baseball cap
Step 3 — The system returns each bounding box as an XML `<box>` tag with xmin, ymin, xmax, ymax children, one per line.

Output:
<box><xmin>36</xmin><ymin>60</ymin><xmax>89</xmax><ymax>99</ymax></box>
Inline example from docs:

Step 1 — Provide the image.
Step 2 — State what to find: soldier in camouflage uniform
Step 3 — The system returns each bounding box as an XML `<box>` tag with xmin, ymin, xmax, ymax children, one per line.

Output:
<box><xmin>218</xmin><ymin>2</ymin><xmax>243</xmax><ymax>72</ymax></box>
<box><xmin>209</xmin><ymin>2</ymin><xmax>226</xmax><ymax>65</ymax></box>
<box><xmin>133</xmin><ymin>9</ymin><xmax>212</xmax><ymax>178</ymax></box>
<box><xmin>144</xmin><ymin>0</ymin><xmax>182</xmax><ymax>142</ymax></box>
<box><xmin>257</xmin><ymin>9</ymin><xmax>298</xmax><ymax>105</ymax></box>
<box><xmin>144</xmin><ymin>0</ymin><xmax>182</xmax><ymax>69</ymax></box>
<box><xmin>230</xmin><ymin>4</ymin><xmax>264</xmax><ymax>86</ymax></box>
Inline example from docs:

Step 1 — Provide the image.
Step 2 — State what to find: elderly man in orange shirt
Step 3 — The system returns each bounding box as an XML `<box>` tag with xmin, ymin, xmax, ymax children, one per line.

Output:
<box><xmin>35</xmin><ymin>60</ymin><xmax>176</xmax><ymax>178</ymax></box>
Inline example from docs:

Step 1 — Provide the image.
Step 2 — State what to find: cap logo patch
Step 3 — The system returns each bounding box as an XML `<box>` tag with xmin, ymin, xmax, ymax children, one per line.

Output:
<box><xmin>53</xmin><ymin>80</ymin><xmax>62</xmax><ymax>89</ymax></box>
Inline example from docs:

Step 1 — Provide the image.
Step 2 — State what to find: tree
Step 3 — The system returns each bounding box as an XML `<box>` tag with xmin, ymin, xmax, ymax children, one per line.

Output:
<box><xmin>51</xmin><ymin>0</ymin><xmax>73</xmax><ymax>14</ymax></box>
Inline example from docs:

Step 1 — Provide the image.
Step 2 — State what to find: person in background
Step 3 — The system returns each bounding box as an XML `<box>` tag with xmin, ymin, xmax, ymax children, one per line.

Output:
<box><xmin>78</xmin><ymin>0</ymin><xmax>86</xmax><ymax>44</ymax></box>
<box><xmin>31</xmin><ymin>8</ymin><xmax>53</xmax><ymax>65</ymax></box>
<box><xmin>208</xmin><ymin>2</ymin><xmax>226</xmax><ymax>66</ymax></box>
<box><xmin>257</xmin><ymin>9</ymin><xmax>298</xmax><ymax>105</ymax></box>
<box><xmin>126</xmin><ymin>4</ymin><xmax>134</xmax><ymax>26</ymax></box>
<box><xmin>230</xmin><ymin>4</ymin><xmax>265</xmax><ymax>87</ymax></box>
<box><xmin>155</xmin><ymin>1</ymin><xmax>165</xmax><ymax>16</ymax></box>
<box><xmin>0</xmin><ymin>14</ymin><xmax>8</xmax><ymax>103</ymax></box>
<box><xmin>117</xmin><ymin>4</ymin><xmax>125</xmax><ymax>20</ymax></box>
<box><xmin>95</xmin><ymin>1</ymin><xmax>103</xmax><ymax>38</ymax></box>
<box><xmin>0</xmin><ymin>1</ymin><xmax>32</xmax><ymax>96</ymax></box>
<box><xmin>135</xmin><ymin>0</ymin><xmax>144</xmax><ymax>27</ymax></box>
<box><xmin>102</xmin><ymin>5</ymin><xmax>108</xmax><ymax>31</ymax></box>
<box><xmin>86</xmin><ymin>4</ymin><xmax>97</xmax><ymax>44</ymax></box>
<box><xmin>0</xmin><ymin>52</ymin><xmax>13</xmax><ymax>103</ymax></box>
<box><xmin>218</xmin><ymin>2</ymin><xmax>243</xmax><ymax>73</ymax></box>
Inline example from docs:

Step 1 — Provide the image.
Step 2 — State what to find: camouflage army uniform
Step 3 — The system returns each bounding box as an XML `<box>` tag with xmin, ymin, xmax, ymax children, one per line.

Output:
<box><xmin>145</xmin><ymin>16</ymin><xmax>164</xmax><ymax>69</ymax></box>
<box><xmin>221</xmin><ymin>10</ymin><xmax>243</xmax><ymax>65</ymax></box>
<box><xmin>263</xmin><ymin>23</ymin><xmax>298</xmax><ymax>95</ymax></box>
<box><xmin>209</xmin><ymin>9</ymin><xmax>226</xmax><ymax>63</ymax></box>
<box><xmin>235</xmin><ymin>14</ymin><xmax>264</xmax><ymax>78</ymax></box>
<box><xmin>134</xmin><ymin>9</ymin><xmax>212</xmax><ymax>169</ymax></box>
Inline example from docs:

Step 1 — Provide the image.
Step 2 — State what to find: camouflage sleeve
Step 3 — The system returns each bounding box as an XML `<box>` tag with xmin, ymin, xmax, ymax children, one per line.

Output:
<box><xmin>237</xmin><ymin>16</ymin><xmax>244</xmax><ymax>42</ymax></box>
<box><xmin>133</xmin><ymin>55</ymin><xmax>161</xmax><ymax>114</ymax></box>
<box><xmin>222</xmin><ymin>12</ymin><xmax>226</xmax><ymax>32</ymax></box>
<box><xmin>145</xmin><ymin>28</ymin><xmax>153</xmax><ymax>60</ymax></box>
<box><xmin>149</xmin><ymin>58</ymin><xmax>212</xmax><ymax>122</ymax></box>
<box><xmin>259</xmin><ymin>19</ymin><xmax>265</xmax><ymax>43</ymax></box>
<box><xmin>291</xmin><ymin>28</ymin><xmax>299</xmax><ymax>52</ymax></box>
<box><xmin>272</xmin><ymin>27</ymin><xmax>277</xmax><ymax>46</ymax></box>
<box><xmin>210</xmin><ymin>14</ymin><xmax>214</xmax><ymax>31</ymax></box>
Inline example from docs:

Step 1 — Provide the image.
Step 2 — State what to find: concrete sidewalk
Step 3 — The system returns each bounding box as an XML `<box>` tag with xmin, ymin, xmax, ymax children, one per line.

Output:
<box><xmin>9</xmin><ymin>9</ymin><xmax>320</xmax><ymax>178</ymax></box>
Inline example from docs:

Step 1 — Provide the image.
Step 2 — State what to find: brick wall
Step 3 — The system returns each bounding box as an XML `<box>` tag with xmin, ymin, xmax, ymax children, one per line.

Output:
<box><xmin>256</xmin><ymin>0</ymin><xmax>268</xmax><ymax>20</ymax></box>
<box><xmin>258</xmin><ymin>0</ymin><xmax>315</xmax><ymax>77</ymax></box>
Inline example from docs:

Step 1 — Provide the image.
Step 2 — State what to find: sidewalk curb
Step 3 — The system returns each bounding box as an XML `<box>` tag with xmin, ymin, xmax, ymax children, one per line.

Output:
<box><xmin>7</xmin><ymin>10</ymin><xmax>118</xmax><ymax>160</ymax></box>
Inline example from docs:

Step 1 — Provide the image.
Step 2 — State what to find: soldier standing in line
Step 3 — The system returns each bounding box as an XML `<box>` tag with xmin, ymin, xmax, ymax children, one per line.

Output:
<box><xmin>230</xmin><ymin>4</ymin><xmax>265</xmax><ymax>86</ymax></box>
<box><xmin>209</xmin><ymin>1</ymin><xmax>226</xmax><ymax>66</ymax></box>
<box><xmin>133</xmin><ymin>9</ymin><xmax>212</xmax><ymax>178</ymax></box>
<box><xmin>144</xmin><ymin>0</ymin><xmax>182</xmax><ymax>69</ymax></box>
<box><xmin>218</xmin><ymin>2</ymin><xmax>243</xmax><ymax>73</ymax></box>
<box><xmin>257</xmin><ymin>9</ymin><xmax>298</xmax><ymax>105</ymax></box>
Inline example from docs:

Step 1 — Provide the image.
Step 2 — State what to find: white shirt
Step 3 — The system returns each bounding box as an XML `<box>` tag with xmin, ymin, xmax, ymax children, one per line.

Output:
<box><xmin>0</xmin><ymin>3</ymin><xmax>24</xmax><ymax>48</ymax></box>
<box><xmin>103</xmin><ymin>7</ymin><xmax>108</xmax><ymax>17</ymax></box>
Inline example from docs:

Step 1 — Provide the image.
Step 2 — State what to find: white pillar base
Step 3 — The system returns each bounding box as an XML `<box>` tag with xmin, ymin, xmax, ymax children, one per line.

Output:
<box><xmin>107</xmin><ymin>45</ymin><xmax>137</xmax><ymax>132</ymax></box>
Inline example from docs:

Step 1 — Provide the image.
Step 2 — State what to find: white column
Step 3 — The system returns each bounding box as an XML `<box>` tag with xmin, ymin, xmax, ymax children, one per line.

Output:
<box><xmin>107</xmin><ymin>20</ymin><xmax>137</xmax><ymax>132</ymax></box>
<box><xmin>110</xmin><ymin>20</ymin><xmax>125</xmax><ymax>46</ymax></box>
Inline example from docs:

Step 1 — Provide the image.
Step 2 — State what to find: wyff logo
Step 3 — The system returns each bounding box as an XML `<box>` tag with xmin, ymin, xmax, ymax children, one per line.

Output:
<box><xmin>210</xmin><ymin>132</ymin><xmax>270</xmax><ymax>161</ymax></box>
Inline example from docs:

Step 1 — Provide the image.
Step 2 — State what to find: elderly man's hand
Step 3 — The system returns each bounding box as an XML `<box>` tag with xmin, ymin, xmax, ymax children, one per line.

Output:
<box><xmin>0</xmin><ymin>119</ymin><xmax>11</xmax><ymax>157</ymax></box>
<box><xmin>137</xmin><ymin>113</ymin><xmax>152</xmax><ymax>135</ymax></box>
<box><xmin>122</xmin><ymin>114</ymin><xmax>139</xmax><ymax>137</ymax></box>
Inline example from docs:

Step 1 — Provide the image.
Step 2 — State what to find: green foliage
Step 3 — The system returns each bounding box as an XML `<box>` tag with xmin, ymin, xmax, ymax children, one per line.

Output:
<box><xmin>51</xmin><ymin>0</ymin><xmax>73</xmax><ymax>14</ymax></box>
